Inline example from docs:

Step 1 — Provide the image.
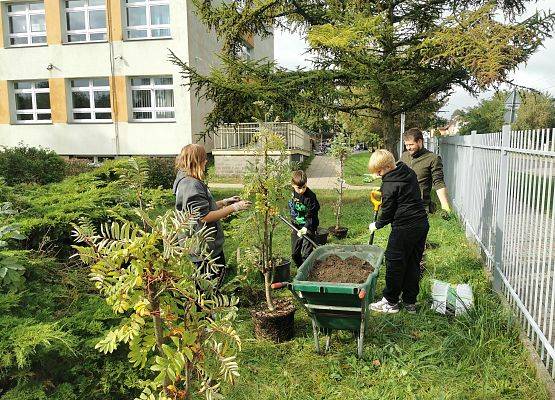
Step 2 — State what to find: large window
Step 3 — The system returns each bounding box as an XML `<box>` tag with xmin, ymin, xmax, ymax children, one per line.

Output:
<box><xmin>71</xmin><ymin>78</ymin><xmax>111</xmax><ymax>121</ymax></box>
<box><xmin>125</xmin><ymin>0</ymin><xmax>170</xmax><ymax>39</ymax></box>
<box><xmin>65</xmin><ymin>0</ymin><xmax>107</xmax><ymax>42</ymax></box>
<box><xmin>130</xmin><ymin>76</ymin><xmax>174</xmax><ymax>121</ymax></box>
<box><xmin>7</xmin><ymin>2</ymin><xmax>46</xmax><ymax>46</ymax></box>
<box><xmin>14</xmin><ymin>80</ymin><xmax>51</xmax><ymax>123</ymax></box>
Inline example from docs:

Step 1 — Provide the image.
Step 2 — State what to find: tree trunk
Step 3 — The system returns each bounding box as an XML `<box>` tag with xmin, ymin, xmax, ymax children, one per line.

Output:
<box><xmin>148</xmin><ymin>283</ymin><xmax>170</xmax><ymax>394</ymax></box>
<box><xmin>335</xmin><ymin>158</ymin><xmax>344</xmax><ymax>230</ymax></box>
<box><xmin>382</xmin><ymin>112</ymin><xmax>398</xmax><ymax>157</ymax></box>
<box><xmin>264</xmin><ymin>271</ymin><xmax>275</xmax><ymax>311</ymax></box>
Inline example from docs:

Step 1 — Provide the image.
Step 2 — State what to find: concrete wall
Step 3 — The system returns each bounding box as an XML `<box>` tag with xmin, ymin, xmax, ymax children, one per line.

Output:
<box><xmin>213</xmin><ymin>150</ymin><xmax>307</xmax><ymax>176</ymax></box>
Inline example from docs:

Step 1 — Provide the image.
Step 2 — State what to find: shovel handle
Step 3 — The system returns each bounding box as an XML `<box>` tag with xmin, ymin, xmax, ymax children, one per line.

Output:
<box><xmin>278</xmin><ymin>215</ymin><xmax>319</xmax><ymax>248</ymax></box>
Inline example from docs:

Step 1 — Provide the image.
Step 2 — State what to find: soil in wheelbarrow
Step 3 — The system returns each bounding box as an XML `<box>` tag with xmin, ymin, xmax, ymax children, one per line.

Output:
<box><xmin>308</xmin><ymin>254</ymin><xmax>374</xmax><ymax>283</ymax></box>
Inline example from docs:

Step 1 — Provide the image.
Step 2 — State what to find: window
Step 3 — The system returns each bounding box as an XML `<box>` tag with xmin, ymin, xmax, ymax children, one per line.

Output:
<box><xmin>7</xmin><ymin>2</ymin><xmax>46</xmax><ymax>46</ymax></box>
<box><xmin>65</xmin><ymin>0</ymin><xmax>107</xmax><ymax>42</ymax></box>
<box><xmin>130</xmin><ymin>76</ymin><xmax>174</xmax><ymax>121</ymax></box>
<box><xmin>14</xmin><ymin>80</ymin><xmax>51</xmax><ymax>123</ymax></box>
<box><xmin>71</xmin><ymin>78</ymin><xmax>111</xmax><ymax>121</ymax></box>
<box><xmin>125</xmin><ymin>0</ymin><xmax>170</xmax><ymax>39</ymax></box>
<box><xmin>238</xmin><ymin>42</ymin><xmax>253</xmax><ymax>60</ymax></box>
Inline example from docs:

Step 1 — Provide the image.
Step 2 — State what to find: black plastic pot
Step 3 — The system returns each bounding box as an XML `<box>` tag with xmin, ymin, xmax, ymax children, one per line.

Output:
<box><xmin>329</xmin><ymin>226</ymin><xmax>348</xmax><ymax>239</ymax></box>
<box><xmin>315</xmin><ymin>227</ymin><xmax>329</xmax><ymax>245</ymax></box>
<box><xmin>259</xmin><ymin>259</ymin><xmax>291</xmax><ymax>284</ymax></box>
<box><xmin>251</xmin><ymin>298</ymin><xmax>296</xmax><ymax>342</ymax></box>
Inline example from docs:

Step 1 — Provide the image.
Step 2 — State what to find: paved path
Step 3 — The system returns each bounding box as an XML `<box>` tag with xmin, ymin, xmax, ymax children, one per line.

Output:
<box><xmin>209</xmin><ymin>155</ymin><xmax>369</xmax><ymax>191</ymax></box>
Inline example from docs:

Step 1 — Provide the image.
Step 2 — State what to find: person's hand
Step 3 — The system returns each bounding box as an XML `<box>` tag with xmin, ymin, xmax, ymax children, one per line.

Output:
<box><xmin>297</xmin><ymin>227</ymin><xmax>308</xmax><ymax>237</ymax></box>
<box><xmin>222</xmin><ymin>196</ymin><xmax>241</xmax><ymax>206</ymax></box>
<box><xmin>231</xmin><ymin>200</ymin><xmax>251</xmax><ymax>212</ymax></box>
<box><xmin>369</xmin><ymin>222</ymin><xmax>378</xmax><ymax>233</ymax></box>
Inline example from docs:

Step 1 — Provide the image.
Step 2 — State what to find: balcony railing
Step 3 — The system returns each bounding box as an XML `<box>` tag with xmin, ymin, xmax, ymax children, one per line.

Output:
<box><xmin>214</xmin><ymin>122</ymin><xmax>311</xmax><ymax>153</ymax></box>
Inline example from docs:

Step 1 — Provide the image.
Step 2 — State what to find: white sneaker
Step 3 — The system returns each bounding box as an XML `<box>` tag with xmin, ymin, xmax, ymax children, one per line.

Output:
<box><xmin>370</xmin><ymin>297</ymin><xmax>400</xmax><ymax>314</ymax></box>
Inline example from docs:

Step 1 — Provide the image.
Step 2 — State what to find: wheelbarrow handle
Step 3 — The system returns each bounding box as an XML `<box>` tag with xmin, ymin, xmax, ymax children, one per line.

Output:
<box><xmin>278</xmin><ymin>215</ymin><xmax>319</xmax><ymax>248</ymax></box>
<box><xmin>271</xmin><ymin>282</ymin><xmax>289</xmax><ymax>290</ymax></box>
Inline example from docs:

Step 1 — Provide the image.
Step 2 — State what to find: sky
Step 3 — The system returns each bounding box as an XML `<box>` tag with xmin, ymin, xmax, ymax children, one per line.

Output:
<box><xmin>273</xmin><ymin>0</ymin><xmax>555</xmax><ymax>118</ymax></box>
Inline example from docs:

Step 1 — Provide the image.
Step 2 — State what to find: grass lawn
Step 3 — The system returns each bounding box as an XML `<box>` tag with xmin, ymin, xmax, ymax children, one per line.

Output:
<box><xmin>344</xmin><ymin>152</ymin><xmax>381</xmax><ymax>186</ymax></box>
<box><xmin>213</xmin><ymin>188</ymin><xmax>549</xmax><ymax>400</ymax></box>
<box><xmin>2</xmin><ymin>170</ymin><xmax>547</xmax><ymax>399</ymax></box>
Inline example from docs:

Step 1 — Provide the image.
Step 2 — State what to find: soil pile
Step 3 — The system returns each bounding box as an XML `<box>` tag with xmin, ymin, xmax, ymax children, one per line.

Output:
<box><xmin>307</xmin><ymin>254</ymin><xmax>374</xmax><ymax>283</ymax></box>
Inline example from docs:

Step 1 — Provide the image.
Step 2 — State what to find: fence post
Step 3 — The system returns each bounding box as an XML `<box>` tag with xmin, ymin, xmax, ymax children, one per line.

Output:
<box><xmin>493</xmin><ymin>125</ymin><xmax>511</xmax><ymax>291</ymax></box>
<box><xmin>463</xmin><ymin>130</ymin><xmax>477</xmax><ymax>240</ymax></box>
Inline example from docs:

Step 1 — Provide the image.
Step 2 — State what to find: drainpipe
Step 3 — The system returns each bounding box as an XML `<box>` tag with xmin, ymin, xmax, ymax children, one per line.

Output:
<box><xmin>106</xmin><ymin>0</ymin><xmax>120</xmax><ymax>156</ymax></box>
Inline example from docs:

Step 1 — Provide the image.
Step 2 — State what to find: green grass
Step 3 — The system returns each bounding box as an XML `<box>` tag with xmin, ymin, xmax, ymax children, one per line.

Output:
<box><xmin>211</xmin><ymin>189</ymin><xmax>549</xmax><ymax>400</ymax></box>
<box><xmin>344</xmin><ymin>152</ymin><xmax>380</xmax><ymax>186</ymax></box>
<box><xmin>2</xmin><ymin>173</ymin><xmax>548</xmax><ymax>399</ymax></box>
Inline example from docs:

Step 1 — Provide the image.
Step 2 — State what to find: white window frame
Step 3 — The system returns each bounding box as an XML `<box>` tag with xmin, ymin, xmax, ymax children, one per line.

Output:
<box><xmin>65</xmin><ymin>0</ymin><xmax>108</xmax><ymax>43</ymax></box>
<box><xmin>71</xmin><ymin>78</ymin><xmax>112</xmax><ymax>122</ymax></box>
<box><xmin>7</xmin><ymin>1</ymin><xmax>47</xmax><ymax>47</ymax></box>
<box><xmin>130</xmin><ymin>76</ymin><xmax>175</xmax><ymax>122</ymax></box>
<box><xmin>125</xmin><ymin>0</ymin><xmax>170</xmax><ymax>40</ymax></box>
<box><xmin>14</xmin><ymin>80</ymin><xmax>51</xmax><ymax>124</ymax></box>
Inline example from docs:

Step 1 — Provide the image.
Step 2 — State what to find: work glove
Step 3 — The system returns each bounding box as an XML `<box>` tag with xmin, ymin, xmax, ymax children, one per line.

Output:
<box><xmin>222</xmin><ymin>196</ymin><xmax>241</xmax><ymax>206</ymax></box>
<box><xmin>297</xmin><ymin>227</ymin><xmax>308</xmax><ymax>237</ymax></box>
<box><xmin>231</xmin><ymin>200</ymin><xmax>251</xmax><ymax>212</ymax></box>
<box><xmin>368</xmin><ymin>222</ymin><xmax>378</xmax><ymax>233</ymax></box>
<box><xmin>439</xmin><ymin>209</ymin><xmax>454</xmax><ymax>221</ymax></box>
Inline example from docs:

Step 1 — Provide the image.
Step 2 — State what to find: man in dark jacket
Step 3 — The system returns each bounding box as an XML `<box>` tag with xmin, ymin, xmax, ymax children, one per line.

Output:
<box><xmin>368</xmin><ymin>149</ymin><xmax>429</xmax><ymax>314</ymax></box>
<box><xmin>400</xmin><ymin>127</ymin><xmax>450</xmax><ymax>213</ymax></box>
<box><xmin>289</xmin><ymin>170</ymin><xmax>320</xmax><ymax>267</ymax></box>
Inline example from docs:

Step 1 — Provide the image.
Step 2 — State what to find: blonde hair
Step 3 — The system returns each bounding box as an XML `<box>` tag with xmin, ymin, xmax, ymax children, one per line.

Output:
<box><xmin>175</xmin><ymin>144</ymin><xmax>207</xmax><ymax>180</ymax></box>
<box><xmin>368</xmin><ymin>149</ymin><xmax>396</xmax><ymax>174</ymax></box>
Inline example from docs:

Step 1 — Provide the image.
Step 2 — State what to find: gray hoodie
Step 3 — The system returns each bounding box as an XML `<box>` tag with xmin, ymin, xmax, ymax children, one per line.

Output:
<box><xmin>173</xmin><ymin>171</ymin><xmax>224</xmax><ymax>260</ymax></box>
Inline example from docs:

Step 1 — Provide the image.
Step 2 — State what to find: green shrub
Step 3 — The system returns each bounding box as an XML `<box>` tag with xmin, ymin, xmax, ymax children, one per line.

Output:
<box><xmin>144</xmin><ymin>156</ymin><xmax>176</xmax><ymax>189</ymax></box>
<box><xmin>64</xmin><ymin>158</ymin><xmax>94</xmax><ymax>177</ymax></box>
<box><xmin>12</xmin><ymin>159</ymin><xmax>174</xmax><ymax>255</ymax></box>
<box><xmin>0</xmin><ymin>145</ymin><xmax>67</xmax><ymax>186</ymax></box>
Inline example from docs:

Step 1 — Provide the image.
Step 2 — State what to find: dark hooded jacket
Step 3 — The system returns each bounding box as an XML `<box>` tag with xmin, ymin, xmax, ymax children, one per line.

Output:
<box><xmin>173</xmin><ymin>171</ymin><xmax>224</xmax><ymax>260</ymax></box>
<box><xmin>375</xmin><ymin>162</ymin><xmax>428</xmax><ymax>229</ymax></box>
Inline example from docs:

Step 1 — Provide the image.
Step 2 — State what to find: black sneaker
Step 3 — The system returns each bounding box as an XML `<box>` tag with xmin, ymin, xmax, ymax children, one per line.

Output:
<box><xmin>404</xmin><ymin>303</ymin><xmax>417</xmax><ymax>314</ymax></box>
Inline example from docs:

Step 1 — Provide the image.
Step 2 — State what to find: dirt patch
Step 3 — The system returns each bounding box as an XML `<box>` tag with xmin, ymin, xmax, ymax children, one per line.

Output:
<box><xmin>307</xmin><ymin>254</ymin><xmax>374</xmax><ymax>283</ymax></box>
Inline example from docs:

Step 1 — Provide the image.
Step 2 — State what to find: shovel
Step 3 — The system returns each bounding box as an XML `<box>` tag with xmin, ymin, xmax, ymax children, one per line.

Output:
<box><xmin>368</xmin><ymin>189</ymin><xmax>382</xmax><ymax>245</ymax></box>
<box><xmin>278</xmin><ymin>215</ymin><xmax>319</xmax><ymax>248</ymax></box>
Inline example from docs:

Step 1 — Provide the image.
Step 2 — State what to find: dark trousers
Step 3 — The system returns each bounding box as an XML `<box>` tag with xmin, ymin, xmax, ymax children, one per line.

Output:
<box><xmin>291</xmin><ymin>230</ymin><xmax>316</xmax><ymax>267</ymax></box>
<box><xmin>193</xmin><ymin>251</ymin><xmax>227</xmax><ymax>290</ymax></box>
<box><xmin>383</xmin><ymin>220</ymin><xmax>429</xmax><ymax>304</ymax></box>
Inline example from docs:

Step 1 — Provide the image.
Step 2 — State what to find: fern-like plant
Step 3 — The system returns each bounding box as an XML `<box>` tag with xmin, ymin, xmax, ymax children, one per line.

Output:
<box><xmin>72</xmin><ymin>158</ymin><xmax>241</xmax><ymax>400</ymax></box>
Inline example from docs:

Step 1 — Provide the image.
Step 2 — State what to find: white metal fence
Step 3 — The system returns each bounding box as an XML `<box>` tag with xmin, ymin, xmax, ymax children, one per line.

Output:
<box><xmin>438</xmin><ymin>126</ymin><xmax>555</xmax><ymax>376</ymax></box>
<box><xmin>214</xmin><ymin>122</ymin><xmax>311</xmax><ymax>152</ymax></box>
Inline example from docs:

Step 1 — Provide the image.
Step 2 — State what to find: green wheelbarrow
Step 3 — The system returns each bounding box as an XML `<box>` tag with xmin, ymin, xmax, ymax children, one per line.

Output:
<box><xmin>272</xmin><ymin>244</ymin><xmax>384</xmax><ymax>357</ymax></box>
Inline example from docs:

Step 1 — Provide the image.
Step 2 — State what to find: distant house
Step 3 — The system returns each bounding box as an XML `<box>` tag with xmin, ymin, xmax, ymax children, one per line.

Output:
<box><xmin>436</xmin><ymin>115</ymin><xmax>466</xmax><ymax>136</ymax></box>
<box><xmin>0</xmin><ymin>0</ymin><xmax>273</xmax><ymax>156</ymax></box>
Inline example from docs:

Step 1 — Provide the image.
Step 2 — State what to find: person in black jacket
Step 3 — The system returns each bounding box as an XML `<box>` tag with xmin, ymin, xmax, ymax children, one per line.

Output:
<box><xmin>289</xmin><ymin>170</ymin><xmax>320</xmax><ymax>267</ymax></box>
<box><xmin>367</xmin><ymin>149</ymin><xmax>429</xmax><ymax>313</ymax></box>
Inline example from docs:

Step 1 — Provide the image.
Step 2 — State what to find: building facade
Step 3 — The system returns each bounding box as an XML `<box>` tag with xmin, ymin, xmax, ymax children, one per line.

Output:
<box><xmin>0</xmin><ymin>0</ymin><xmax>273</xmax><ymax>156</ymax></box>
